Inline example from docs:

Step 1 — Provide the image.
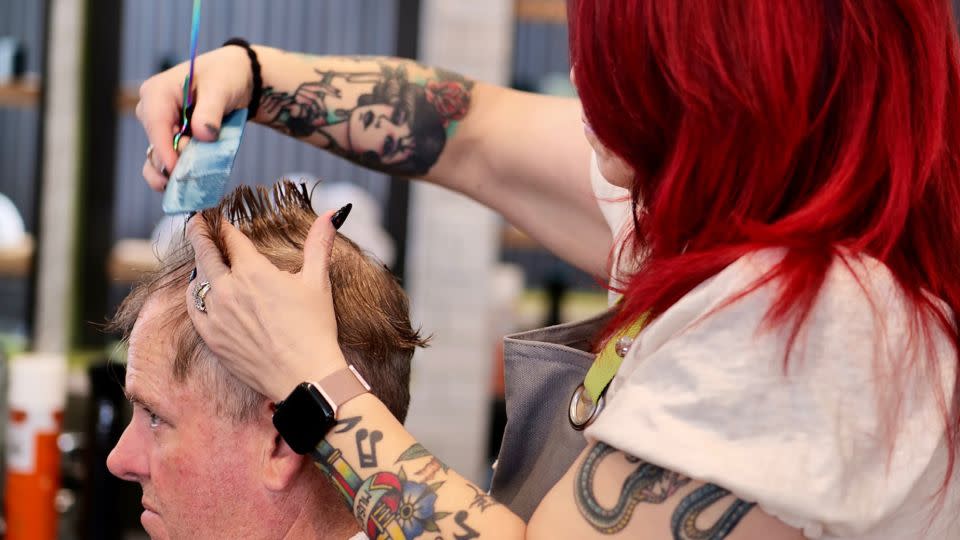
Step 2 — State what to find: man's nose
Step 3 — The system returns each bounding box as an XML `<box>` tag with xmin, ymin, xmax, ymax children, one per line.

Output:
<box><xmin>107</xmin><ymin>422</ymin><xmax>148</xmax><ymax>482</ymax></box>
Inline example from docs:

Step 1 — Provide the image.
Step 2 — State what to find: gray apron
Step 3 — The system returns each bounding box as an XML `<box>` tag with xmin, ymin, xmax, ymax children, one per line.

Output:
<box><xmin>488</xmin><ymin>308</ymin><xmax>616</xmax><ymax>522</ymax></box>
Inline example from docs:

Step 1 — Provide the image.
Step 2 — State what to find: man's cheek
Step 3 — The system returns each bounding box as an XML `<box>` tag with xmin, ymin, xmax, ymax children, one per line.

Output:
<box><xmin>170</xmin><ymin>450</ymin><xmax>236</xmax><ymax>509</ymax></box>
<box><xmin>154</xmin><ymin>448</ymin><xmax>206</xmax><ymax>508</ymax></box>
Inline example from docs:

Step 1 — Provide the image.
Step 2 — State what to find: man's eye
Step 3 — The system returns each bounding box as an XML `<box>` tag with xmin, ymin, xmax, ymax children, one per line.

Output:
<box><xmin>140</xmin><ymin>406</ymin><xmax>162</xmax><ymax>429</ymax></box>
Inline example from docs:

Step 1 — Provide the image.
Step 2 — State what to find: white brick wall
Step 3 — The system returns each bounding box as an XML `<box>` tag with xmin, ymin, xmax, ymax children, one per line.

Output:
<box><xmin>403</xmin><ymin>0</ymin><xmax>514</xmax><ymax>483</ymax></box>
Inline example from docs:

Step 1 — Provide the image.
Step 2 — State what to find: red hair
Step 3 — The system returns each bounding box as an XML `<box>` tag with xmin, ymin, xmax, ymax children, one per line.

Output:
<box><xmin>571</xmin><ymin>0</ymin><xmax>960</xmax><ymax>487</ymax></box>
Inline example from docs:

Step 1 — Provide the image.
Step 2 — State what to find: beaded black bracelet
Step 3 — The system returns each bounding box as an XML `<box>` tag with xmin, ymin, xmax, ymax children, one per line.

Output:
<box><xmin>222</xmin><ymin>38</ymin><xmax>263</xmax><ymax>120</ymax></box>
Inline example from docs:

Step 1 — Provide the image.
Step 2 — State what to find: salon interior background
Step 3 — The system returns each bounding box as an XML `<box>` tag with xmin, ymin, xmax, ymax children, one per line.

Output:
<box><xmin>0</xmin><ymin>0</ymin><xmax>592</xmax><ymax>538</ymax></box>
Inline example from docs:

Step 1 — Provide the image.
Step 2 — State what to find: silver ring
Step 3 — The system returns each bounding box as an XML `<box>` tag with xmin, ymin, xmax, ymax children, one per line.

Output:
<box><xmin>193</xmin><ymin>281</ymin><xmax>211</xmax><ymax>313</ymax></box>
<box><xmin>146</xmin><ymin>144</ymin><xmax>155</xmax><ymax>160</ymax></box>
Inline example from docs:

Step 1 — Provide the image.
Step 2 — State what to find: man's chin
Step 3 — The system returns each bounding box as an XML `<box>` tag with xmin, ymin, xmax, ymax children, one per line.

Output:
<box><xmin>141</xmin><ymin>509</ymin><xmax>169</xmax><ymax>540</ymax></box>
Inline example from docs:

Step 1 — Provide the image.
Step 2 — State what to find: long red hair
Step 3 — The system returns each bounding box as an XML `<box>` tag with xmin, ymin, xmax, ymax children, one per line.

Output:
<box><xmin>571</xmin><ymin>0</ymin><xmax>960</xmax><ymax>486</ymax></box>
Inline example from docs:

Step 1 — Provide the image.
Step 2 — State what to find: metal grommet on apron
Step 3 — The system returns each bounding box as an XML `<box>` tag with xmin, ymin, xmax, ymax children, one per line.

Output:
<box><xmin>568</xmin><ymin>335</ymin><xmax>633</xmax><ymax>431</ymax></box>
<box><xmin>568</xmin><ymin>383</ymin><xmax>603</xmax><ymax>431</ymax></box>
<box><xmin>489</xmin><ymin>309</ymin><xmax>647</xmax><ymax>522</ymax></box>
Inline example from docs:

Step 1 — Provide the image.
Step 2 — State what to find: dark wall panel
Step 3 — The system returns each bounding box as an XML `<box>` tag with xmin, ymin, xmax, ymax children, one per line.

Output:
<box><xmin>0</xmin><ymin>0</ymin><xmax>45</xmax><ymax>232</ymax></box>
<box><xmin>112</xmin><ymin>0</ymin><xmax>399</xmax><ymax>242</ymax></box>
<box><xmin>0</xmin><ymin>0</ymin><xmax>46</xmax><ymax>334</ymax></box>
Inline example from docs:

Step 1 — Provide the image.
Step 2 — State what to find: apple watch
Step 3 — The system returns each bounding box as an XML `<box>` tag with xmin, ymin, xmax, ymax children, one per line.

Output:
<box><xmin>272</xmin><ymin>365</ymin><xmax>371</xmax><ymax>455</ymax></box>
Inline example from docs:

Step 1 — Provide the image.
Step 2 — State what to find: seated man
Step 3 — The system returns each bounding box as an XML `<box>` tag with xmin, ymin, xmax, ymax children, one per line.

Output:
<box><xmin>107</xmin><ymin>181</ymin><xmax>428</xmax><ymax>540</ymax></box>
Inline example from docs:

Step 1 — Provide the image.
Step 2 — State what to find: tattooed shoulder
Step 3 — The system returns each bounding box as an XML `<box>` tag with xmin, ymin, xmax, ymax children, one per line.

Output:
<box><xmin>575</xmin><ymin>442</ymin><xmax>755</xmax><ymax>539</ymax></box>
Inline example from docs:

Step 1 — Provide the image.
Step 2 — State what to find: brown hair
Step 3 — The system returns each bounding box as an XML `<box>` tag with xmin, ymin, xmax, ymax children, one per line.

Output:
<box><xmin>109</xmin><ymin>181</ymin><xmax>428</xmax><ymax>423</ymax></box>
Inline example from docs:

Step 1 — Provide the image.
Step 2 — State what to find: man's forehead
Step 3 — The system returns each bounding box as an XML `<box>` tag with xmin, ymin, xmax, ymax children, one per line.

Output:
<box><xmin>125</xmin><ymin>294</ymin><xmax>183</xmax><ymax>395</ymax></box>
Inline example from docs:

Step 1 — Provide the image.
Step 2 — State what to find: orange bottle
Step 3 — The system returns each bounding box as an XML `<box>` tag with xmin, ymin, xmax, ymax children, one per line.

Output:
<box><xmin>5</xmin><ymin>353</ymin><xmax>67</xmax><ymax>540</ymax></box>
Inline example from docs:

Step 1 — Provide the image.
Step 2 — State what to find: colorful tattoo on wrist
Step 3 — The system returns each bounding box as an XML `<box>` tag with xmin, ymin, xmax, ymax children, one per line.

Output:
<box><xmin>575</xmin><ymin>443</ymin><xmax>755</xmax><ymax>538</ymax></box>
<box><xmin>260</xmin><ymin>60</ymin><xmax>474</xmax><ymax>176</ymax></box>
<box><xmin>313</xmin><ymin>423</ymin><xmax>490</xmax><ymax>539</ymax></box>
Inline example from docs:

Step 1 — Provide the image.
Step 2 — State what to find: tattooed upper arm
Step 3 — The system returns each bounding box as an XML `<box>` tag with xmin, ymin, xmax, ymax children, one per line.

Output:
<box><xmin>529</xmin><ymin>442</ymin><xmax>806</xmax><ymax>540</ymax></box>
<box><xmin>259</xmin><ymin>58</ymin><xmax>474</xmax><ymax>177</ymax></box>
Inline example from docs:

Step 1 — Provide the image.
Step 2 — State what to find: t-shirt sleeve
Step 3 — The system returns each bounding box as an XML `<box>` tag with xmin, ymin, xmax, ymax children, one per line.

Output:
<box><xmin>589</xmin><ymin>150</ymin><xmax>635</xmax><ymax>306</ymax></box>
<box><xmin>589</xmin><ymin>150</ymin><xmax>632</xmax><ymax>240</ymax></box>
<box><xmin>585</xmin><ymin>251</ymin><xmax>956</xmax><ymax>538</ymax></box>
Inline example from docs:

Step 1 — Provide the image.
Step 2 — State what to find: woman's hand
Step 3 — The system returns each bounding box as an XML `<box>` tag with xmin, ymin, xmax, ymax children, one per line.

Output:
<box><xmin>184</xmin><ymin>210</ymin><xmax>347</xmax><ymax>402</ymax></box>
<box><xmin>137</xmin><ymin>45</ymin><xmax>253</xmax><ymax>191</ymax></box>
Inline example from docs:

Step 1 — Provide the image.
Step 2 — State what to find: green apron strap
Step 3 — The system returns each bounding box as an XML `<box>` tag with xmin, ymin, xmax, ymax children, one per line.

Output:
<box><xmin>582</xmin><ymin>312</ymin><xmax>649</xmax><ymax>402</ymax></box>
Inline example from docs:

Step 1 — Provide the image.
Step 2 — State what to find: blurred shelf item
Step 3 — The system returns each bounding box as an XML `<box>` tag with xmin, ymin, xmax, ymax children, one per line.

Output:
<box><xmin>515</xmin><ymin>0</ymin><xmax>567</xmax><ymax>23</ymax></box>
<box><xmin>0</xmin><ymin>234</ymin><xmax>33</xmax><ymax>277</ymax></box>
<box><xmin>116</xmin><ymin>86</ymin><xmax>138</xmax><ymax>113</ymax></box>
<box><xmin>0</xmin><ymin>79</ymin><xmax>40</xmax><ymax>108</ymax></box>
<box><xmin>516</xmin><ymin>288</ymin><xmax>608</xmax><ymax>327</ymax></box>
<box><xmin>502</xmin><ymin>224</ymin><xmax>542</xmax><ymax>250</ymax></box>
<box><xmin>108</xmin><ymin>238</ymin><xmax>158</xmax><ymax>283</ymax></box>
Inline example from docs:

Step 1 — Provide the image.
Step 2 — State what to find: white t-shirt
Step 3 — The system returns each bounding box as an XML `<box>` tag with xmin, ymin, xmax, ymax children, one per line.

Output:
<box><xmin>584</xmin><ymin>156</ymin><xmax>960</xmax><ymax>539</ymax></box>
<box><xmin>588</xmin><ymin>151</ymin><xmax>633</xmax><ymax>304</ymax></box>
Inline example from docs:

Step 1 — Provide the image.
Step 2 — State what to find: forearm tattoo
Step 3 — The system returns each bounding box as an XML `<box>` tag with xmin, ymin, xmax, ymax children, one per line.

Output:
<box><xmin>312</xmin><ymin>417</ymin><xmax>496</xmax><ymax>539</ymax></box>
<box><xmin>575</xmin><ymin>443</ymin><xmax>755</xmax><ymax>538</ymax></box>
<box><xmin>260</xmin><ymin>59</ymin><xmax>474</xmax><ymax>176</ymax></box>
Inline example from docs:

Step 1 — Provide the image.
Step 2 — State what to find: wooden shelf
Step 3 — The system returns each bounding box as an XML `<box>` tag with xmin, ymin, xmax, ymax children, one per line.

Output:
<box><xmin>0</xmin><ymin>235</ymin><xmax>34</xmax><ymax>277</ymax></box>
<box><xmin>0</xmin><ymin>80</ymin><xmax>139</xmax><ymax>112</ymax></box>
<box><xmin>0</xmin><ymin>80</ymin><xmax>40</xmax><ymax>108</ymax></box>
<box><xmin>108</xmin><ymin>239</ymin><xmax>159</xmax><ymax>284</ymax></box>
<box><xmin>515</xmin><ymin>0</ymin><xmax>567</xmax><ymax>24</ymax></box>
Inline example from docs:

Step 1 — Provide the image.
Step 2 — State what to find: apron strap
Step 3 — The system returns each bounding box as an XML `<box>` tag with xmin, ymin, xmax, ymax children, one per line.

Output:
<box><xmin>582</xmin><ymin>312</ymin><xmax>649</xmax><ymax>402</ymax></box>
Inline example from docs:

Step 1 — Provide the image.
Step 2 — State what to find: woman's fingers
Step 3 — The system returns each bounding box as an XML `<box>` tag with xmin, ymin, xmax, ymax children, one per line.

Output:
<box><xmin>301</xmin><ymin>211</ymin><xmax>338</xmax><ymax>288</ymax></box>
<box><xmin>137</xmin><ymin>47</ymin><xmax>253</xmax><ymax>190</ymax></box>
<box><xmin>142</xmin><ymin>159</ymin><xmax>168</xmax><ymax>192</ymax></box>
<box><xmin>189</xmin><ymin>84</ymin><xmax>230</xmax><ymax>142</ymax></box>
<box><xmin>185</xmin><ymin>217</ymin><xmax>231</xmax><ymax>283</ymax></box>
<box><xmin>137</xmin><ymin>95</ymin><xmax>184</xmax><ymax>188</ymax></box>
<box><xmin>216</xmin><ymin>219</ymin><xmax>271</xmax><ymax>271</ymax></box>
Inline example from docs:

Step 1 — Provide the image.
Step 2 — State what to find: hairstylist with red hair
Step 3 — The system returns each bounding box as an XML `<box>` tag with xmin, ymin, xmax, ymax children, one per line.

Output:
<box><xmin>136</xmin><ymin>1</ymin><xmax>960</xmax><ymax>538</ymax></box>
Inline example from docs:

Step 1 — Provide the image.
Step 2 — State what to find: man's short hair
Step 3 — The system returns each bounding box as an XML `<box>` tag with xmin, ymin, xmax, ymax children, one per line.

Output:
<box><xmin>109</xmin><ymin>181</ymin><xmax>428</xmax><ymax>423</ymax></box>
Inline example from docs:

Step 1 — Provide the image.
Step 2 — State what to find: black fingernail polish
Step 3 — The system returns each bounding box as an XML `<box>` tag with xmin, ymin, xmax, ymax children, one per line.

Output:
<box><xmin>188</xmin><ymin>268</ymin><xmax>197</xmax><ymax>282</ymax></box>
<box><xmin>161</xmin><ymin>165</ymin><xmax>170</xmax><ymax>178</ymax></box>
<box><xmin>331</xmin><ymin>203</ymin><xmax>353</xmax><ymax>230</ymax></box>
<box><xmin>204</xmin><ymin>123</ymin><xmax>220</xmax><ymax>138</ymax></box>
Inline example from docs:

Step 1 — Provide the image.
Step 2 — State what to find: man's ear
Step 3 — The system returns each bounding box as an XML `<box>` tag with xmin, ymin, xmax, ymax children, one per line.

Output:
<box><xmin>258</xmin><ymin>400</ymin><xmax>309</xmax><ymax>492</ymax></box>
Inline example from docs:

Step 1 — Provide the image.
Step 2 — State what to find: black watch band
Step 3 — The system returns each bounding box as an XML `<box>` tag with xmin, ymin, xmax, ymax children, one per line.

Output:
<box><xmin>272</xmin><ymin>366</ymin><xmax>371</xmax><ymax>455</ymax></box>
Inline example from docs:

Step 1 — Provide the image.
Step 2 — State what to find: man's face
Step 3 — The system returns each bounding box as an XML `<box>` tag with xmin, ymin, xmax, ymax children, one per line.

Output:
<box><xmin>106</xmin><ymin>297</ymin><xmax>266</xmax><ymax>540</ymax></box>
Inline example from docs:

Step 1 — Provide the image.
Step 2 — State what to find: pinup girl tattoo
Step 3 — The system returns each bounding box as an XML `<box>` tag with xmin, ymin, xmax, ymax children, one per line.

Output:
<box><xmin>260</xmin><ymin>60</ymin><xmax>473</xmax><ymax>176</ymax></box>
<box><xmin>575</xmin><ymin>443</ymin><xmax>755</xmax><ymax>538</ymax></box>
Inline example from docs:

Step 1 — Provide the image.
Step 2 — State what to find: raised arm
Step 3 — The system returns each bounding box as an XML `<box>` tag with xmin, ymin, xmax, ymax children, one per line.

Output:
<box><xmin>138</xmin><ymin>46</ymin><xmax>610</xmax><ymax>275</ymax></box>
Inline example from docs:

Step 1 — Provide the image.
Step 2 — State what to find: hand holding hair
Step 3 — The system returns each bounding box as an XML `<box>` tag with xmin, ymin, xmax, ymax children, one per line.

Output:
<box><xmin>185</xmin><ymin>207</ymin><xmax>348</xmax><ymax>402</ymax></box>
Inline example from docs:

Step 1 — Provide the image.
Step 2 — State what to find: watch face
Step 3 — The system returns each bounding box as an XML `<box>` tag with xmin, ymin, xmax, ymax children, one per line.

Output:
<box><xmin>273</xmin><ymin>383</ymin><xmax>337</xmax><ymax>455</ymax></box>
